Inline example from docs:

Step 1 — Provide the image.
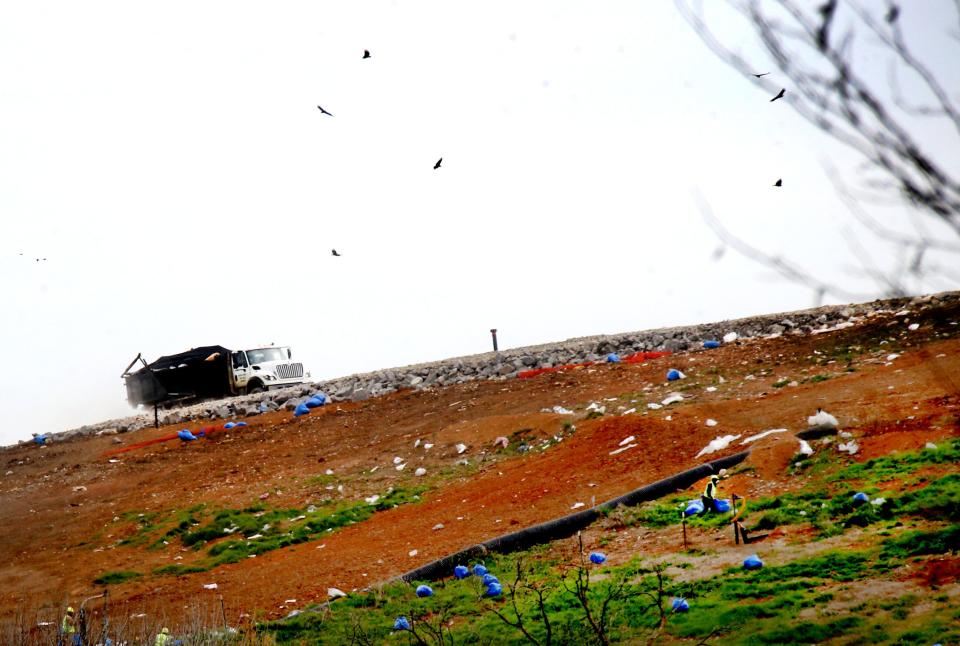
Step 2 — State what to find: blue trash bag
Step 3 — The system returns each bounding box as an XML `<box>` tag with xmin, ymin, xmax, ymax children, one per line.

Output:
<box><xmin>235</xmin><ymin>421</ymin><xmax>247</xmax><ymax>427</ymax></box>
<box><xmin>177</xmin><ymin>429</ymin><xmax>197</xmax><ymax>442</ymax></box>
<box><xmin>743</xmin><ymin>554</ymin><xmax>764</xmax><ymax>570</ymax></box>
<box><xmin>33</xmin><ymin>434</ymin><xmax>48</xmax><ymax>446</ymax></box>
<box><xmin>294</xmin><ymin>403</ymin><xmax>311</xmax><ymax>417</ymax></box>
<box><xmin>684</xmin><ymin>499</ymin><xmax>705</xmax><ymax>516</ymax></box>
<box><xmin>393</xmin><ymin>616</ymin><xmax>411</xmax><ymax>631</ymax></box>
<box><xmin>415</xmin><ymin>585</ymin><xmax>433</xmax><ymax>598</ymax></box>
<box><xmin>714</xmin><ymin>499</ymin><xmax>732</xmax><ymax>513</ymax></box>
<box><xmin>672</xmin><ymin>597</ymin><xmax>690</xmax><ymax>612</ymax></box>
<box><xmin>703</xmin><ymin>340</ymin><xmax>721</xmax><ymax>349</ymax></box>
<box><xmin>589</xmin><ymin>552</ymin><xmax>607</xmax><ymax>565</ymax></box>
<box><xmin>223</xmin><ymin>422</ymin><xmax>236</xmax><ymax>430</ymax></box>
<box><xmin>305</xmin><ymin>396</ymin><xmax>325</xmax><ymax>409</ymax></box>
<box><xmin>667</xmin><ymin>369</ymin><xmax>682</xmax><ymax>381</ymax></box>
<box><xmin>312</xmin><ymin>393</ymin><xmax>328</xmax><ymax>405</ymax></box>
<box><xmin>485</xmin><ymin>582</ymin><xmax>503</xmax><ymax>597</ymax></box>
<box><xmin>852</xmin><ymin>492</ymin><xmax>869</xmax><ymax>503</ymax></box>
<box><xmin>606</xmin><ymin>353</ymin><xmax>621</xmax><ymax>363</ymax></box>
<box><xmin>453</xmin><ymin>565</ymin><xmax>470</xmax><ymax>579</ymax></box>
<box><xmin>482</xmin><ymin>573</ymin><xmax>499</xmax><ymax>586</ymax></box>
<box><xmin>473</xmin><ymin>564</ymin><xmax>489</xmax><ymax>577</ymax></box>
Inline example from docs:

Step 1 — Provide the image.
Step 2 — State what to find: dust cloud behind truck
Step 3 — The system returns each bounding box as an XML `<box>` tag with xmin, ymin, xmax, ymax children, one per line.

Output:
<box><xmin>123</xmin><ymin>345</ymin><xmax>308</xmax><ymax>407</ymax></box>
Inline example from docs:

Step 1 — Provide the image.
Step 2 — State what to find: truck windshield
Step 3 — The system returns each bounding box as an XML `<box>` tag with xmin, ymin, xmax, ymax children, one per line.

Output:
<box><xmin>245</xmin><ymin>347</ymin><xmax>289</xmax><ymax>364</ymax></box>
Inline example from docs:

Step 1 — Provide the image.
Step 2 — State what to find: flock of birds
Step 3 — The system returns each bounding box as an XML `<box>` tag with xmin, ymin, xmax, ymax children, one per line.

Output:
<box><xmin>323</xmin><ymin>49</ymin><xmax>443</xmax><ymax>259</ymax></box>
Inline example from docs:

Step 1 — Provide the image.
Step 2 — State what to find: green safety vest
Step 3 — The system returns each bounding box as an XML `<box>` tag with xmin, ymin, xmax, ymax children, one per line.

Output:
<box><xmin>704</xmin><ymin>480</ymin><xmax>717</xmax><ymax>499</ymax></box>
<box><xmin>155</xmin><ymin>633</ymin><xmax>171</xmax><ymax>646</ymax></box>
<box><xmin>61</xmin><ymin>616</ymin><xmax>76</xmax><ymax>635</ymax></box>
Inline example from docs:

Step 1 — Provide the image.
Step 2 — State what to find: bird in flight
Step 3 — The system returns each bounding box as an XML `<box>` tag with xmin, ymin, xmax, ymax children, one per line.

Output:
<box><xmin>363</xmin><ymin>50</ymin><xmax>371</xmax><ymax>59</ymax></box>
<box><xmin>774</xmin><ymin>179</ymin><xmax>782</xmax><ymax>187</ymax></box>
<box><xmin>886</xmin><ymin>5</ymin><xmax>899</xmax><ymax>23</ymax></box>
<box><xmin>753</xmin><ymin>72</ymin><xmax>770</xmax><ymax>78</ymax></box>
<box><xmin>434</xmin><ymin>158</ymin><xmax>443</xmax><ymax>170</ymax></box>
<box><xmin>770</xmin><ymin>88</ymin><xmax>786</xmax><ymax>102</ymax></box>
<box><xmin>331</xmin><ymin>249</ymin><xmax>341</xmax><ymax>257</ymax></box>
<box><xmin>317</xmin><ymin>105</ymin><xmax>333</xmax><ymax>116</ymax></box>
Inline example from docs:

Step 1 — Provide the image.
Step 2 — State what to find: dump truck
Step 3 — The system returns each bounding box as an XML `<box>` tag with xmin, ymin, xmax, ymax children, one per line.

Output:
<box><xmin>122</xmin><ymin>345</ymin><xmax>308</xmax><ymax>407</ymax></box>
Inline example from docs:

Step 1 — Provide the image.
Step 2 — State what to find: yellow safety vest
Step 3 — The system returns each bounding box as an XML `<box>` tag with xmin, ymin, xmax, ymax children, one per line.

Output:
<box><xmin>61</xmin><ymin>616</ymin><xmax>76</xmax><ymax>635</ymax></box>
<box><xmin>155</xmin><ymin>633</ymin><xmax>171</xmax><ymax>646</ymax></box>
<box><xmin>704</xmin><ymin>480</ymin><xmax>717</xmax><ymax>499</ymax></box>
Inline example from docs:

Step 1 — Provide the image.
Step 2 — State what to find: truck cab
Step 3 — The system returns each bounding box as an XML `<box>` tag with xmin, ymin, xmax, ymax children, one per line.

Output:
<box><xmin>231</xmin><ymin>346</ymin><xmax>306</xmax><ymax>394</ymax></box>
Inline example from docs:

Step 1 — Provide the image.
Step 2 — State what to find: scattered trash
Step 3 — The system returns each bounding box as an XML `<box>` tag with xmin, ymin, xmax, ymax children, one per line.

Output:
<box><xmin>703</xmin><ymin>340</ymin><xmax>720</xmax><ymax>349</ymax></box>
<box><xmin>432</xmin><ymin>523</ymin><xmax>444</xmax><ymax>531</ymax></box>
<box><xmin>925</xmin><ymin>442</ymin><xmax>938</xmax><ymax>450</ymax></box>
<box><xmin>714</xmin><ymin>499</ymin><xmax>732</xmax><ymax>513</ymax></box>
<box><xmin>705</xmin><ymin>419</ymin><xmax>718</xmax><ymax>427</ymax></box>
<box><xmin>838</xmin><ymin>441</ymin><xmax>859</xmax><ymax>455</ymax></box>
<box><xmin>685</xmin><ymin>500</ymin><xmax>705</xmax><ymax>516</ymax></box>
<box><xmin>741</xmin><ymin>428</ymin><xmax>788</xmax><ymax>444</ymax></box>
<box><xmin>454</xmin><ymin>565</ymin><xmax>470</xmax><ymax>579</ymax></box>
<box><xmin>666</xmin><ymin>369</ymin><xmax>685</xmax><ymax>381</ymax></box>
<box><xmin>414</xmin><ymin>439</ymin><xmax>421</xmax><ymax>448</ymax></box>
<box><xmin>415</xmin><ymin>584</ymin><xmax>433</xmax><ymax>597</ymax></box>
<box><xmin>423</xmin><ymin>443</ymin><xmax>434</xmax><ymax>450</ymax></box>
<box><xmin>293</xmin><ymin>403</ymin><xmax>310</xmax><ymax>417</ymax></box>
<box><xmin>606</xmin><ymin>353</ymin><xmax>621</xmax><ymax>363</ymax></box>
<box><xmin>619</xmin><ymin>436</ymin><xmax>636</xmax><ymax>446</ymax></box>
<box><xmin>396</xmin><ymin>463</ymin><xmax>406</xmax><ymax>471</ymax></box>
<box><xmin>203</xmin><ymin>583</ymin><xmax>218</xmax><ymax>590</ymax></box>
<box><xmin>571</xmin><ymin>502</ymin><xmax>585</xmax><ymax>509</ymax></box>
<box><xmin>609</xmin><ymin>443</ymin><xmax>636</xmax><ymax>456</ymax></box>
<box><xmin>456</xmin><ymin>443</ymin><xmax>468</xmax><ymax>454</ymax></box>
<box><xmin>259</xmin><ymin>493</ymin><xmax>270</xmax><ymax>500</ymax></box>
<box><xmin>723</xmin><ymin>332</ymin><xmax>739</xmax><ymax>343</ymax></box>
<box><xmin>695</xmin><ymin>434</ymin><xmax>742</xmax><ymax>458</ymax></box>
<box><xmin>178</xmin><ymin>429</ymin><xmax>197</xmax><ymax>442</ymax></box>
<box><xmin>852</xmin><ymin>492</ymin><xmax>870</xmax><ymax>504</ymax></box>
<box><xmin>647</xmin><ymin>402</ymin><xmax>662</xmax><ymax>410</ymax></box>
<box><xmin>705</xmin><ymin>386</ymin><xmax>718</xmax><ymax>392</ymax></box>
<box><xmin>415</xmin><ymin>467</ymin><xmax>427</xmax><ymax>477</ymax></box>
<box><xmin>661</xmin><ymin>393</ymin><xmax>684</xmax><ymax>406</ymax></box>
<box><xmin>622</xmin><ymin>407</ymin><xmax>636</xmax><ymax>415</ymax></box>
<box><xmin>223</xmin><ymin>422</ymin><xmax>237</xmax><ymax>430</ymax></box>
<box><xmin>798</xmin><ymin>440</ymin><xmax>814</xmax><ymax>456</ymax></box>
<box><xmin>482</xmin><ymin>573</ymin><xmax>500</xmax><ymax>585</ymax></box>
<box><xmin>328</xmin><ymin>588</ymin><xmax>347</xmax><ymax>599</ymax></box>
<box><xmin>886</xmin><ymin>353</ymin><xmax>899</xmax><ymax>362</ymax></box>
<box><xmin>871</xmin><ymin>497</ymin><xmax>886</xmax><ymax>506</ymax></box>
<box><xmin>493</xmin><ymin>436</ymin><xmax>509</xmax><ymax>448</ymax></box>
<box><xmin>72</xmin><ymin>485</ymin><xmax>87</xmax><ymax>492</ymax></box>
<box><xmin>807</xmin><ymin>409</ymin><xmax>838</xmax><ymax>429</ymax></box>
<box><xmin>364</xmin><ymin>495</ymin><xmax>380</xmax><ymax>505</ymax></box>
<box><xmin>551</xmin><ymin>405</ymin><xmax>574</xmax><ymax>415</ymax></box>
<box><xmin>589</xmin><ymin>552</ymin><xmax>606</xmax><ymax>564</ymax></box>
<box><xmin>586</xmin><ymin>402</ymin><xmax>606</xmax><ymax>414</ymax></box>
<box><xmin>307</xmin><ymin>393</ymin><xmax>327</xmax><ymax>407</ymax></box>
<box><xmin>907</xmin><ymin>323</ymin><xmax>919</xmax><ymax>331</ymax></box>
<box><xmin>393</xmin><ymin>456</ymin><xmax>404</xmax><ymax>465</ymax></box>
<box><xmin>473</xmin><ymin>564</ymin><xmax>489</xmax><ymax>577</ymax></box>
<box><xmin>393</xmin><ymin>616</ymin><xmax>411</xmax><ymax>631</ymax></box>
<box><xmin>743</xmin><ymin>554</ymin><xmax>763</xmax><ymax>570</ymax></box>
<box><xmin>234</xmin><ymin>421</ymin><xmax>247</xmax><ymax>427</ymax></box>
<box><xmin>409</xmin><ymin>549</ymin><xmax>418</xmax><ymax>557</ymax></box>
<box><xmin>672</xmin><ymin>597</ymin><xmax>690</xmax><ymax>612</ymax></box>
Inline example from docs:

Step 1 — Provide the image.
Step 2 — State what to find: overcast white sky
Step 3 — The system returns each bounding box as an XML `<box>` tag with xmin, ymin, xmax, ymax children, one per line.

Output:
<box><xmin>2</xmin><ymin>1</ymin><xmax>958</xmax><ymax>445</ymax></box>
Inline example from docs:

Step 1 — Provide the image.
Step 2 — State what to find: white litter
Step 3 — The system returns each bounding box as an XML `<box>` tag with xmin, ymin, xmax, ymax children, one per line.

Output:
<box><xmin>838</xmin><ymin>441</ymin><xmax>859</xmax><ymax>455</ymax></box>
<box><xmin>839</xmin><ymin>431</ymin><xmax>853</xmax><ymax>439</ymax></box>
<box><xmin>325</xmin><ymin>468</ymin><xmax>334</xmax><ymax>475</ymax></box>
<box><xmin>723</xmin><ymin>332</ymin><xmax>739</xmax><ymax>343</ymax></box>
<box><xmin>290</xmin><ymin>515</ymin><xmax>305</xmax><ymax>522</ymax></box>
<box><xmin>552</xmin><ymin>406</ymin><xmax>574</xmax><ymax>415</ymax></box>
<box><xmin>571</xmin><ymin>502</ymin><xmax>585</xmax><ymax>509</ymax></box>
<box><xmin>72</xmin><ymin>486</ymin><xmax>87</xmax><ymax>492</ymax></box>
<box><xmin>108</xmin><ymin>459</ymin><xmax>120</xmax><ymax>463</ymax></box>
<box><xmin>740</xmin><ymin>428</ymin><xmax>788</xmax><ymax>444</ymax></box>
<box><xmin>870</xmin><ymin>497</ymin><xmax>886</xmax><ymax>506</ymax></box>
<box><xmin>433</xmin><ymin>523</ymin><xmax>444</xmax><ymax>531</ymax></box>
<box><xmin>706</xmin><ymin>386</ymin><xmax>718</xmax><ymax>392</ymax></box>
<box><xmin>409</xmin><ymin>549</ymin><xmax>418</xmax><ymax>557</ymax></box>
<box><xmin>705</xmin><ymin>419</ymin><xmax>718</xmax><ymax>427</ymax></box>
<box><xmin>609</xmin><ymin>444</ymin><xmax>637</xmax><ymax>456</ymax></box>
<box><xmin>456</xmin><ymin>443</ymin><xmax>468</xmax><ymax>454</ymax></box>
<box><xmin>395</xmin><ymin>463</ymin><xmax>406</xmax><ymax>471</ymax></box>
<box><xmin>284</xmin><ymin>599</ymin><xmax>297</xmax><ymax>604</ymax></box>
<box><xmin>203</xmin><ymin>583</ymin><xmax>218</xmax><ymax>590</ymax></box>
<box><xmin>364</xmin><ymin>495</ymin><xmax>380</xmax><ymax>505</ymax></box>
<box><xmin>423</xmin><ymin>443</ymin><xmax>434</xmax><ymax>450</ymax></box>
<box><xmin>337</xmin><ymin>484</ymin><xmax>344</xmax><ymax>493</ymax></box>
<box><xmin>619</xmin><ymin>435</ymin><xmax>636</xmax><ymax>446</ymax></box>
<box><xmin>622</xmin><ymin>408</ymin><xmax>636</xmax><ymax>415</ymax></box>
<box><xmin>662</xmin><ymin>393</ymin><xmax>684</xmax><ymax>406</ymax></box>
<box><xmin>925</xmin><ymin>442</ymin><xmax>938</xmax><ymax>450</ymax></box>
<box><xmin>798</xmin><ymin>440</ymin><xmax>814</xmax><ymax>456</ymax></box>
<box><xmin>886</xmin><ymin>353</ymin><xmax>899</xmax><ymax>361</ymax></box>
<box><xmin>414</xmin><ymin>439</ymin><xmax>421</xmax><ymax>448</ymax></box>
<box><xmin>307</xmin><ymin>505</ymin><xmax>317</xmax><ymax>513</ymax></box>
<box><xmin>393</xmin><ymin>457</ymin><xmax>403</xmax><ymax>465</ymax></box>
<box><xmin>665</xmin><ymin>415</ymin><xmax>672</xmax><ymax>421</ymax></box>
<box><xmin>907</xmin><ymin>323</ymin><xmax>919</xmax><ymax>331</ymax></box>
<box><xmin>695</xmin><ymin>434</ymin><xmax>742</xmax><ymax>458</ymax></box>
<box><xmin>807</xmin><ymin>409</ymin><xmax>839</xmax><ymax>429</ymax></box>
<box><xmin>415</xmin><ymin>467</ymin><xmax>427</xmax><ymax>477</ymax></box>
<box><xmin>586</xmin><ymin>402</ymin><xmax>606</xmax><ymax>414</ymax></box>
<box><xmin>328</xmin><ymin>588</ymin><xmax>347</xmax><ymax>599</ymax></box>
<box><xmin>647</xmin><ymin>403</ymin><xmax>662</xmax><ymax>410</ymax></box>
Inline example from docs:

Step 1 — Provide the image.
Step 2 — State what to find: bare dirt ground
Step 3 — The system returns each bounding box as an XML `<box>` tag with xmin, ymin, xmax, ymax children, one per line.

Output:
<box><xmin>1</xmin><ymin>301</ymin><xmax>958</xmax><ymax>627</ymax></box>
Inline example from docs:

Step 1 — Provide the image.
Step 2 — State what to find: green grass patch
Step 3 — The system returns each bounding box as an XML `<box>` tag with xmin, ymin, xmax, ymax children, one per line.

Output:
<box><xmin>93</xmin><ymin>570</ymin><xmax>141</xmax><ymax>585</ymax></box>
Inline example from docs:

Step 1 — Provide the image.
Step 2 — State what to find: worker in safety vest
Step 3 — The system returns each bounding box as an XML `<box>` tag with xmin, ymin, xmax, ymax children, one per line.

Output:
<box><xmin>155</xmin><ymin>626</ymin><xmax>184</xmax><ymax>646</ymax></box>
<box><xmin>59</xmin><ymin>606</ymin><xmax>78</xmax><ymax>646</ymax></box>
<box><xmin>702</xmin><ymin>474</ymin><xmax>721</xmax><ymax>512</ymax></box>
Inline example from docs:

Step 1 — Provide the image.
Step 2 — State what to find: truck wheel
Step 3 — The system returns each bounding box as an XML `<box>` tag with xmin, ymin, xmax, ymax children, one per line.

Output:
<box><xmin>247</xmin><ymin>381</ymin><xmax>264</xmax><ymax>395</ymax></box>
